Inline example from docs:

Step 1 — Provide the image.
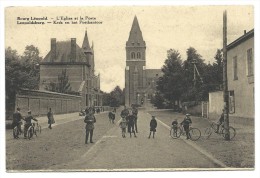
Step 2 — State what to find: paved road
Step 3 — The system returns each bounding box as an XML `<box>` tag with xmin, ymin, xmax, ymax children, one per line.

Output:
<box><xmin>50</xmin><ymin>110</ymin><xmax>222</xmax><ymax>170</ymax></box>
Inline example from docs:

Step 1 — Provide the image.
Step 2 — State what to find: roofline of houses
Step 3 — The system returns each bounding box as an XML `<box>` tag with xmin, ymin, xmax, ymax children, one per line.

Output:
<box><xmin>227</xmin><ymin>29</ymin><xmax>254</xmax><ymax>51</ymax></box>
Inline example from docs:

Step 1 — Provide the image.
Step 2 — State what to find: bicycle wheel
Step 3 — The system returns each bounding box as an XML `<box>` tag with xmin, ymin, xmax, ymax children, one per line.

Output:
<box><xmin>221</xmin><ymin>126</ymin><xmax>236</xmax><ymax>140</ymax></box>
<box><xmin>27</xmin><ymin>126</ymin><xmax>34</xmax><ymax>140</ymax></box>
<box><xmin>204</xmin><ymin>127</ymin><xmax>213</xmax><ymax>139</ymax></box>
<box><xmin>170</xmin><ymin>127</ymin><xmax>181</xmax><ymax>139</ymax></box>
<box><xmin>13</xmin><ymin>126</ymin><xmax>19</xmax><ymax>139</ymax></box>
<box><xmin>189</xmin><ymin>128</ymin><xmax>201</xmax><ymax>141</ymax></box>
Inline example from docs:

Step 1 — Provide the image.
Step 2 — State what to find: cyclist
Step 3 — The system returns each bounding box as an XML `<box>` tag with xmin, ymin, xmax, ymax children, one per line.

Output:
<box><xmin>24</xmin><ymin>110</ymin><xmax>38</xmax><ymax>139</ymax></box>
<box><xmin>216</xmin><ymin>109</ymin><xmax>224</xmax><ymax>133</ymax></box>
<box><xmin>181</xmin><ymin>113</ymin><xmax>192</xmax><ymax>139</ymax></box>
<box><xmin>12</xmin><ymin>107</ymin><xmax>24</xmax><ymax>138</ymax></box>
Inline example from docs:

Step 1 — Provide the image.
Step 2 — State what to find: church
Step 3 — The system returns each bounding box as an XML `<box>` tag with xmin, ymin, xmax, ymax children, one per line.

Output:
<box><xmin>125</xmin><ymin>16</ymin><xmax>163</xmax><ymax>107</ymax></box>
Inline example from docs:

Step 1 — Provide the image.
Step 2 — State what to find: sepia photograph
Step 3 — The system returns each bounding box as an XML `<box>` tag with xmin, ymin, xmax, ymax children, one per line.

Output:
<box><xmin>1</xmin><ymin>1</ymin><xmax>259</xmax><ymax>177</ymax></box>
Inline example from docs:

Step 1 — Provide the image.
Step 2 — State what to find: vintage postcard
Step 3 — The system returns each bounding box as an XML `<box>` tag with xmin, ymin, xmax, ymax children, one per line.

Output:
<box><xmin>2</xmin><ymin>3</ymin><xmax>258</xmax><ymax>177</ymax></box>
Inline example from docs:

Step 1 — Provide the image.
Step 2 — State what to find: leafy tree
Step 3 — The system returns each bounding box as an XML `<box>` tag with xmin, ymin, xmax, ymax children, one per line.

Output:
<box><xmin>5</xmin><ymin>46</ymin><xmax>42</xmax><ymax>118</ymax></box>
<box><xmin>20</xmin><ymin>45</ymin><xmax>42</xmax><ymax>89</ymax></box>
<box><xmin>156</xmin><ymin>49</ymin><xmax>185</xmax><ymax>106</ymax></box>
<box><xmin>102</xmin><ymin>86</ymin><xmax>124</xmax><ymax>107</ymax></box>
<box><xmin>151</xmin><ymin>92</ymin><xmax>165</xmax><ymax>109</ymax></box>
<box><xmin>45</xmin><ymin>69</ymin><xmax>72</xmax><ymax>94</ymax></box>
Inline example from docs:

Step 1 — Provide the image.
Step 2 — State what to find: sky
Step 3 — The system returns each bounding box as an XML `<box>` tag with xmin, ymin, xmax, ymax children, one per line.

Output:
<box><xmin>5</xmin><ymin>6</ymin><xmax>254</xmax><ymax>92</ymax></box>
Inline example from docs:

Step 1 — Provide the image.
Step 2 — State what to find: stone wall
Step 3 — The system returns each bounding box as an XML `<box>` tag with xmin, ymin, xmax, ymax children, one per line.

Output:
<box><xmin>14</xmin><ymin>89</ymin><xmax>81</xmax><ymax>117</ymax></box>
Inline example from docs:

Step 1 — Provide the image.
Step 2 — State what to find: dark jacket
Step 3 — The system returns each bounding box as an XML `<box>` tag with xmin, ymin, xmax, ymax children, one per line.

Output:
<box><xmin>120</xmin><ymin>109</ymin><xmax>129</xmax><ymax>118</ymax></box>
<box><xmin>108</xmin><ymin>111</ymin><xmax>115</xmax><ymax>120</ymax></box>
<box><xmin>13</xmin><ymin>111</ymin><xmax>23</xmax><ymax>124</ymax></box>
<box><xmin>47</xmin><ymin>111</ymin><xmax>55</xmax><ymax>124</ymax></box>
<box><xmin>24</xmin><ymin>115</ymin><xmax>37</xmax><ymax>125</ymax></box>
<box><xmin>181</xmin><ymin>117</ymin><xmax>192</xmax><ymax>126</ymax></box>
<box><xmin>126</xmin><ymin>115</ymin><xmax>135</xmax><ymax>126</ymax></box>
<box><xmin>150</xmin><ymin>118</ymin><xmax>157</xmax><ymax>129</ymax></box>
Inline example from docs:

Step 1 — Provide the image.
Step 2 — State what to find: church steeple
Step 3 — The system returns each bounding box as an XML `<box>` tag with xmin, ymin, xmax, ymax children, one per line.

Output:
<box><xmin>126</xmin><ymin>16</ymin><xmax>146</xmax><ymax>47</ymax></box>
<box><xmin>82</xmin><ymin>29</ymin><xmax>93</xmax><ymax>55</ymax></box>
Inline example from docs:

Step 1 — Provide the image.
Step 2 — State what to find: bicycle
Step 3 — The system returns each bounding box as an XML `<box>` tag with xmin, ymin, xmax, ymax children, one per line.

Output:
<box><xmin>33</xmin><ymin>122</ymin><xmax>41</xmax><ymax>137</ymax></box>
<box><xmin>204</xmin><ymin>122</ymin><xmax>236</xmax><ymax>140</ymax></box>
<box><xmin>170</xmin><ymin>124</ymin><xmax>201</xmax><ymax>141</ymax></box>
<box><xmin>26</xmin><ymin>122</ymin><xmax>39</xmax><ymax>140</ymax></box>
<box><xmin>13</xmin><ymin>122</ymin><xmax>23</xmax><ymax>139</ymax></box>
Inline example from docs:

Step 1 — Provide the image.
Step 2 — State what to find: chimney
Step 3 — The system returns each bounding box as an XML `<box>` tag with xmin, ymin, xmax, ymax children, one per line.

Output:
<box><xmin>71</xmin><ymin>38</ymin><xmax>76</xmax><ymax>62</ymax></box>
<box><xmin>244</xmin><ymin>30</ymin><xmax>247</xmax><ymax>35</ymax></box>
<box><xmin>51</xmin><ymin>38</ymin><xmax>56</xmax><ymax>62</ymax></box>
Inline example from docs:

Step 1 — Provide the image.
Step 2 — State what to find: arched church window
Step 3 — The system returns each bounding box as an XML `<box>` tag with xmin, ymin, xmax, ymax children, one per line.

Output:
<box><xmin>131</xmin><ymin>52</ymin><xmax>135</xmax><ymax>59</ymax></box>
<box><xmin>137</xmin><ymin>52</ymin><xmax>141</xmax><ymax>59</ymax></box>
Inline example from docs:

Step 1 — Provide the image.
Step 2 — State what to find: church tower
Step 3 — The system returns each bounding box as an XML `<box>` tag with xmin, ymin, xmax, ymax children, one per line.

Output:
<box><xmin>125</xmin><ymin>16</ymin><xmax>146</xmax><ymax>107</ymax></box>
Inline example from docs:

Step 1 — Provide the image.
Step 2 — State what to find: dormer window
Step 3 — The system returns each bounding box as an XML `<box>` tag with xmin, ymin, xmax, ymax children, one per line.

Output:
<box><xmin>131</xmin><ymin>52</ymin><xmax>135</xmax><ymax>59</ymax></box>
<box><xmin>137</xmin><ymin>42</ymin><xmax>140</xmax><ymax>46</ymax></box>
<box><xmin>132</xmin><ymin>42</ymin><xmax>134</xmax><ymax>46</ymax></box>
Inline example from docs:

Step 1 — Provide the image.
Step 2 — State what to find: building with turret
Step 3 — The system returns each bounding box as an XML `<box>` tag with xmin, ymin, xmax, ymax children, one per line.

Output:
<box><xmin>125</xmin><ymin>16</ymin><xmax>162</xmax><ymax>107</ymax></box>
<box><xmin>40</xmin><ymin>30</ymin><xmax>102</xmax><ymax>109</ymax></box>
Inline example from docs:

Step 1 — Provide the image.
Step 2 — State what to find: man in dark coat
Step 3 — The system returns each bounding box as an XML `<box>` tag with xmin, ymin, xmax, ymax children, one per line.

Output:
<box><xmin>148</xmin><ymin>116</ymin><xmax>157</xmax><ymax>138</ymax></box>
<box><xmin>84</xmin><ymin>108</ymin><xmax>96</xmax><ymax>144</ymax></box>
<box><xmin>12</xmin><ymin>108</ymin><xmax>24</xmax><ymax>138</ymax></box>
<box><xmin>126</xmin><ymin>110</ymin><xmax>136</xmax><ymax>138</ymax></box>
<box><xmin>47</xmin><ymin>108</ymin><xmax>55</xmax><ymax>129</ymax></box>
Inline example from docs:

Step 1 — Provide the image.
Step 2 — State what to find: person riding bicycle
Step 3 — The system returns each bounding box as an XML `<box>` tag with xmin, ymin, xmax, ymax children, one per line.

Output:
<box><xmin>181</xmin><ymin>113</ymin><xmax>192</xmax><ymax>139</ymax></box>
<box><xmin>216</xmin><ymin>109</ymin><xmax>224</xmax><ymax>133</ymax></box>
<box><xmin>12</xmin><ymin>107</ymin><xmax>24</xmax><ymax>138</ymax></box>
<box><xmin>24</xmin><ymin>110</ymin><xmax>38</xmax><ymax>138</ymax></box>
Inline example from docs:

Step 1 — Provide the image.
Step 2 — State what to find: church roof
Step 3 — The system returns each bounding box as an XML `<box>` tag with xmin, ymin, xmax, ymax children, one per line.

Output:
<box><xmin>146</xmin><ymin>69</ymin><xmax>163</xmax><ymax>78</ymax></box>
<box><xmin>82</xmin><ymin>30</ymin><xmax>93</xmax><ymax>54</ymax></box>
<box><xmin>42</xmin><ymin>41</ymin><xmax>87</xmax><ymax>63</ymax></box>
<box><xmin>126</xmin><ymin>16</ymin><xmax>146</xmax><ymax>47</ymax></box>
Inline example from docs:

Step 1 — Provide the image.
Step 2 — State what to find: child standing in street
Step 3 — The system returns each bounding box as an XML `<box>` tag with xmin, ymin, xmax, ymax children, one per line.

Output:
<box><xmin>148</xmin><ymin>116</ymin><xmax>157</xmax><ymax>139</ymax></box>
<box><xmin>119</xmin><ymin>117</ymin><xmax>127</xmax><ymax>138</ymax></box>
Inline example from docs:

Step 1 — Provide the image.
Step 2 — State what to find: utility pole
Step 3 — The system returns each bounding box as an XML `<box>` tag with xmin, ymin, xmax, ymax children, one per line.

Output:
<box><xmin>191</xmin><ymin>59</ymin><xmax>203</xmax><ymax>87</ymax></box>
<box><xmin>223</xmin><ymin>10</ymin><xmax>230</xmax><ymax>140</ymax></box>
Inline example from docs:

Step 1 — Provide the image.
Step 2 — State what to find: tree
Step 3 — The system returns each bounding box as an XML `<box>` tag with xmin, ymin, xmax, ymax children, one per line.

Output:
<box><xmin>45</xmin><ymin>69</ymin><xmax>72</xmax><ymax>94</ymax></box>
<box><xmin>5</xmin><ymin>46</ymin><xmax>42</xmax><ymax>119</ymax></box>
<box><xmin>20</xmin><ymin>45</ymin><xmax>42</xmax><ymax>89</ymax></box>
<box><xmin>156</xmin><ymin>49</ymin><xmax>185</xmax><ymax>106</ymax></box>
<box><xmin>102</xmin><ymin>86</ymin><xmax>124</xmax><ymax>107</ymax></box>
